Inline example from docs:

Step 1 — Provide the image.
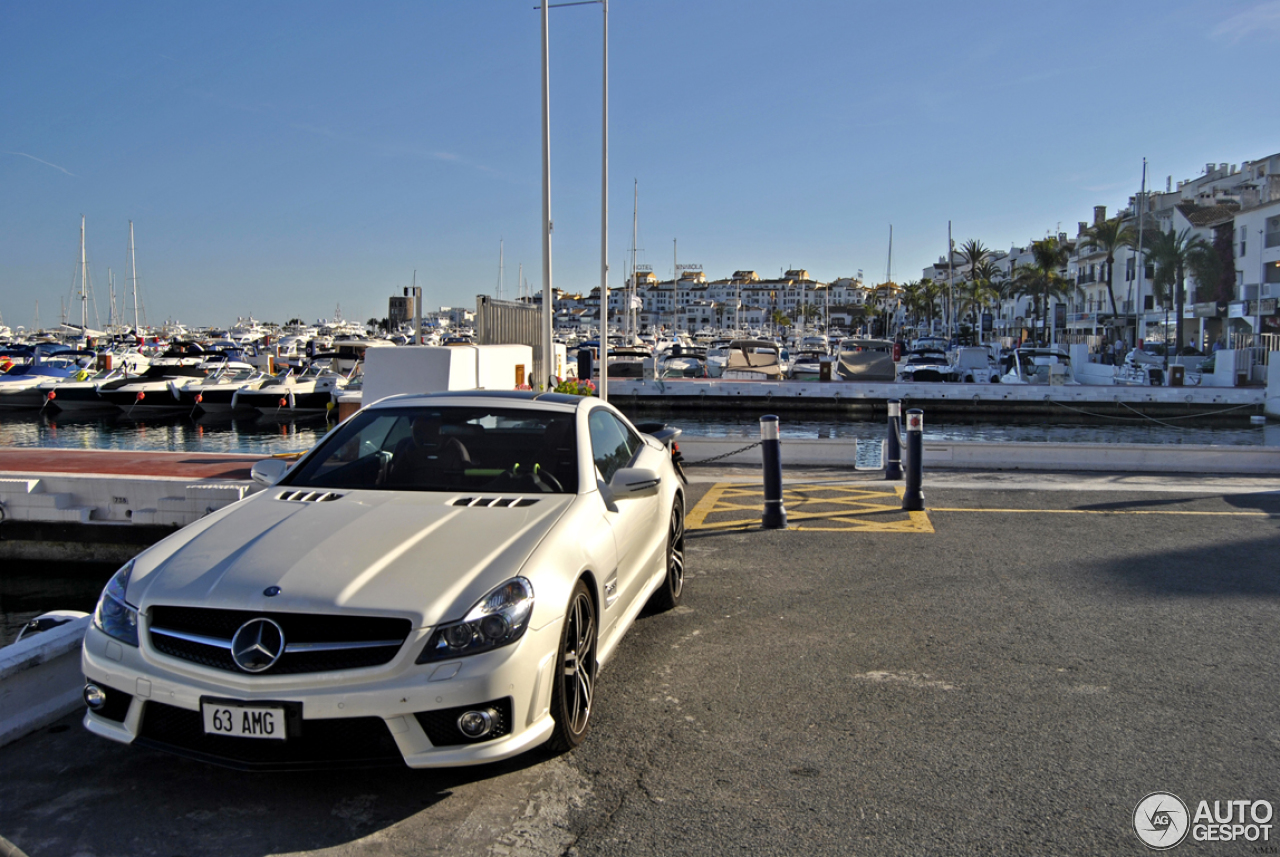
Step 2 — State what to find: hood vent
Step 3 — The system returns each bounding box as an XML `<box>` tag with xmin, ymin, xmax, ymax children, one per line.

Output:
<box><xmin>451</xmin><ymin>497</ymin><xmax>540</xmax><ymax>509</ymax></box>
<box><xmin>277</xmin><ymin>490</ymin><xmax>344</xmax><ymax>503</ymax></box>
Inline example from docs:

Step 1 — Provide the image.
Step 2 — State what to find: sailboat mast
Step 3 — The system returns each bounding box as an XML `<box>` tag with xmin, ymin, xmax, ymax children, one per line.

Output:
<box><xmin>129</xmin><ymin>221</ymin><xmax>140</xmax><ymax>333</ymax></box>
<box><xmin>498</xmin><ymin>239</ymin><xmax>504</xmax><ymax>300</ymax></box>
<box><xmin>80</xmin><ymin>215</ymin><xmax>88</xmax><ymax>331</ymax></box>
<box><xmin>672</xmin><ymin>239</ymin><xmax>678</xmax><ymax>337</ymax></box>
<box><xmin>1133</xmin><ymin>158</ymin><xmax>1147</xmax><ymax>344</ymax></box>
<box><xmin>886</xmin><ymin>224</ymin><xmax>894</xmax><ymax>338</ymax></box>
<box><xmin>631</xmin><ymin>180</ymin><xmax>638</xmax><ymax>340</ymax></box>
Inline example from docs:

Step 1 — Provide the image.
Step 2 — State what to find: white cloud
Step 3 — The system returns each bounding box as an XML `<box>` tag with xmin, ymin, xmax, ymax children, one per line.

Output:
<box><xmin>4</xmin><ymin>151</ymin><xmax>75</xmax><ymax>176</ymax></box>
<box><xmin>1211</xmin><ymin>1</ymin><xmax>1280</xmax><ymax>42</ymax></box>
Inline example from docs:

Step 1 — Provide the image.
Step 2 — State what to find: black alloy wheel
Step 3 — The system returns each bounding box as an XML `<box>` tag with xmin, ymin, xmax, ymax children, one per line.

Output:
<box><xmin>549</xmin><ymin>580</ymin><xmax>597</xmax><ymax>751</ymax></box>
<box><xmin>650</xmin><ymin>498</ymin><xmax>685</xmax><ymax>612</ymax></box>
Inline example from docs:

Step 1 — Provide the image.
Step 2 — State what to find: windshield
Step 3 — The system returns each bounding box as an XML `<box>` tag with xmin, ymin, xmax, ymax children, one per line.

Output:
<box><xmin>284</xmin><ymin>405</ymin><xmax>578</xmax><ymax>494</ymax></box>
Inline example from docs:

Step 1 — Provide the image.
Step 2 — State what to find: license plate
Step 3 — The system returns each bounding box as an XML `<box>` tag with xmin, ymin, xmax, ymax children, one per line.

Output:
<box><xmin>201</xmin><ymin>702</ymin><xmax>285</xmax><ymax>740</ymax></box>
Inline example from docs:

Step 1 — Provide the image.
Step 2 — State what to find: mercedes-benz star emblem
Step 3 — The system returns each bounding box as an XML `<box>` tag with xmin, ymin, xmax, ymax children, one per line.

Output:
<box><xmin>231</xmin><ymin>618</ymin><xmax>285</xmax><ymax>673</ymax></box>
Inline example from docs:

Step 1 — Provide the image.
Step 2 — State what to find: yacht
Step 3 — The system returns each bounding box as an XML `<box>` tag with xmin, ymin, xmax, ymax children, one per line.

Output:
<box><xmin>37</xmin><ymin>351</ymin><xmax>151</xmax><ymax>412</ymax></box>
<box><xmin>999</xmin><ymin>347</ymin><xmax>1078</xmax><ymax>385</ymax></box>
<box><xmin>722</xmin><ymin>339</ymin><xmax>785</xmax><ymax>380</ymax></box>
<box><xmin>836</xmin><ymin>338</ymin><xmax>897</xmax><ymax>382</ymax></box>
<box><xmin>175</xmin><ymin>362</ymin><xmax>272</xmax><ymax>414</ymax></box>
<box><xmin>896</xmin><ymin>346</ymin><xmax>958</xmax><ymax>383</ymax></box>
<box><xmin>233</xmin><ymin>361</ymin><xmax>352</xmax><ymax>416</ymax></box>
<box><xmin>0</xmin><ymin>351</ymin><xmax>94</xmax><ymax>409</ymax></box>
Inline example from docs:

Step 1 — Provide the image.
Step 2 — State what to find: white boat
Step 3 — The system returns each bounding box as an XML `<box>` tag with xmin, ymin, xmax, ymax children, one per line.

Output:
<box><xmin>1113</xmin><ymin>347</ymin><xmax>1168</xmax><ymax>386</ymax></box>
<box><xmin>175</xmin><ymin>362</ymin><xmax>270</xmax><ymax>414</ymax></box>
<box><xmin>999</xmin><ymin>347</ymin><xmax>1078</xmax><ymax>385</ymax></box>
<box><xmin>234</xmin><ymin>361</ymin><xmax>351</xmax><ymax>416</ymax></box>
<box><xmin>722</xmin><ymin>339</ymin><xmax>785</xmax><ymax>380</ymax></box>
<box><xmin>38</xmin><ymin>351</ymin><xmax>151</xmax><ymax>412</ymax></box>
<box><xmin>896</xmin><ymin>347</ymin><xmax>958</xmax><ymax>383</ymax></box>
<box><xmin>835</xmin><ymin>338</ymin><xmax>896</xmax><ymax>382</ymax></box>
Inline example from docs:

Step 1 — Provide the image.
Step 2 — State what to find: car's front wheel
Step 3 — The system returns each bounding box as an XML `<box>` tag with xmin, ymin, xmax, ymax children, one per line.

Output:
<box><xmin>649</xmin><ymin>498</ymin><xmax>685</xmax><ymax>612</ymax></box>
<box><xmin>548</xmin><ymin>579</ymin><xmax>597</xmax><ymax>752</ymax></box>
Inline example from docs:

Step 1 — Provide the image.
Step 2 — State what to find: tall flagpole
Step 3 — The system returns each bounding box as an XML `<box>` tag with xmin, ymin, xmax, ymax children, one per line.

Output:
<box><xmin>540</xmin><ymin>0</ymin><xmax>555</xmax><ymax>388</ymax></box>
<box><xmin>599</xmin><ymin>0</ymin><xmax>609</xmax><ymax>401</ymax></box>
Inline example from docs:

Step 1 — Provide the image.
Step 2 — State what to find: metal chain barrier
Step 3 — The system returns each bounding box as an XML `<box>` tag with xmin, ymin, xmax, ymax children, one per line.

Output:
<box><xmin>682</xmin><ymin>440</ymin><xmax>763</xmax><ymax>466</ymax></box>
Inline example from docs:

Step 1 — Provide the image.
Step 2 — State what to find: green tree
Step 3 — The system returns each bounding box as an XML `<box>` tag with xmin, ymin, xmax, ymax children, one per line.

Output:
<box><xmin>1144</xmin><ymin>227</ymin><xmax>1212</xmax><ymax>352</ymax></box>
<box><xmin>1083</xmin><ymin>217</ymin><xmax>1136</xmax><ymax>324</ymax></box>
<box><xmin>1012</xmin><ymin>237</ymin><xmax>1071</xmax><ymax>345</ymax></box>
<box><xmin>958</xmin><ymin>239</ymin><xmax>991</xmax><ymax>280</ymax></box>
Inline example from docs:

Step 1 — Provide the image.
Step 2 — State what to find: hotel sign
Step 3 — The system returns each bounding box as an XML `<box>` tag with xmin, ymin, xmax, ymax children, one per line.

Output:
<box><xmin>676</xmin><ymin>264</ymin><xmax>702</xmax><ymax>271</ymax></box>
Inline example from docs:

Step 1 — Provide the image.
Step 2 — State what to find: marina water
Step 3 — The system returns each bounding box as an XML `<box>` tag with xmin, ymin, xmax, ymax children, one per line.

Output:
<box><xmin>0</xmin><ymin>406</ymin><xmax>1273</xmax><ymax>456</ymax></box>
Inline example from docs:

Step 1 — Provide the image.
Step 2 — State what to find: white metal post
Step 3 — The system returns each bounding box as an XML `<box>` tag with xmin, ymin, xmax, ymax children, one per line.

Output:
<box><xmin>599</xmin><ymin>0</ymin><xmax>608</xmax><ymax>401</ymax></box>
<box><xmin>540</xmin><ymin>0</ymin><xmax>555</xmax><ymax>388</ymax></box>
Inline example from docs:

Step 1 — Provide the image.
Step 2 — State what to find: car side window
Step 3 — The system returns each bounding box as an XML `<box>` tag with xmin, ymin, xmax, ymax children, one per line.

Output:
<box><xmin>589</xmin><ymin>410</ymin><xmax>639</xmax><ymax>483</ymax></box>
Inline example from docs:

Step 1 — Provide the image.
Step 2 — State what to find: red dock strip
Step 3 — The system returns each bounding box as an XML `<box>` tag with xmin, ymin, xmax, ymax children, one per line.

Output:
<box><xmin>0</xmin><ymin>449</ymin><xmax>270</xmax><ymax>481</ymax></box>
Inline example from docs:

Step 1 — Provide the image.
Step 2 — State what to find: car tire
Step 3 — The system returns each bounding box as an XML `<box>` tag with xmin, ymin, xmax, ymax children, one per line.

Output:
<box><xmin>548</xmin><ymin>579</ymin><xmax>597</xmax><ymax>752</ymax></box>
<box><xmin>649</xmin><ymin>498</ymin><xmax>685</xmax><ymax>612</ymax></box>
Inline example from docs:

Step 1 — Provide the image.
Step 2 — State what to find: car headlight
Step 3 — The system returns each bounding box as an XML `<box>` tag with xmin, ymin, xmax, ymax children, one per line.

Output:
<box><xmin>92</xmin><ymin>560</ymin><xmax>139</xmax><ymax>647</ymax></box>
<box><xmin>418</xmin><ymin>578</ymin><xmax>535</xmax><ymax>663</ymax></box>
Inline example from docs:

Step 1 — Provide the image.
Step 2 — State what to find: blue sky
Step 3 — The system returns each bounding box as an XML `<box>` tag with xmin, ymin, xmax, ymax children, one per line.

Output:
<box><xmin>3</xmin><ymin>0</ymin><xmax>1279</xmax><ymax>331</ymax></box>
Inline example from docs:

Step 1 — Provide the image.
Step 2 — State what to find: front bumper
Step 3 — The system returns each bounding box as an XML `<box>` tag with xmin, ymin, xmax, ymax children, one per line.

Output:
<box><xmin>81</xmin><ymin>619</ymin><xmax>561</xmax><ymax>770</ymax></box>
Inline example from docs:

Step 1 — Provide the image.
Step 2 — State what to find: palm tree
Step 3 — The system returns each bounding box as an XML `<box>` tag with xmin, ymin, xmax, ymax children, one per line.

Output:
<box><xmin>958</xmin><ymin>279</ymin><xmax>1000</xmax><ymax>342</ymax></box>
<box><xmin>1012</xmin><ymin>237</ymin><xmax>1070</xmax><ymax>345</ymax></box>
<box><xmin>922</xmin><ymin>278</ymin><xmax>945</xmax><ymax>335</ymax></box>
<box><xmin>1083</xmin><ymin>217</ymin><xmax>1136</xmax><ymax>326</ymax></box>
<box><xmin>958</xmin><ymin>239</ymin><xmax>991</xmax><ymax>281</ymax></box>
<box><xmin>899</xmin><ymin>280</ymin><xmax>925</xmax><ymax>332</ymax></box>
<box><xmin>1144</xmin><ymin>227</ymin><xmax>1212</xmax><ymax>353</ymax></box>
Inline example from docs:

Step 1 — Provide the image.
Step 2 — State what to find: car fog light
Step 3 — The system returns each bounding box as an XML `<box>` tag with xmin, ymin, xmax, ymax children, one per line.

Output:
<box><xmin>84</xmin><ymin>684</ymin><xmax>106</xmax><ymax>710</ymax></box>
<box><xmin>457</xmin><ymin>708</ymin><xmax>495</xmax><ymax>738</ymax></box>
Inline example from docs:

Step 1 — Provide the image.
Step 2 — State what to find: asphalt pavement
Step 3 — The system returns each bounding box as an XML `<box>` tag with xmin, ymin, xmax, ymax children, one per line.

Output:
<box><xmin>4</xmin><ymin>468</ymin><xmax>1280</xmax><ymax>856</ymax></box>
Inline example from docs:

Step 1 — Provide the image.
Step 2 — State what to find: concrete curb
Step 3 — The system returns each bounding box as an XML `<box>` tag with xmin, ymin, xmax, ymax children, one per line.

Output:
<box><xmin>0</xmin><ymin>617</ymin><xmax>90</xmax><ymax>748</ymax></box>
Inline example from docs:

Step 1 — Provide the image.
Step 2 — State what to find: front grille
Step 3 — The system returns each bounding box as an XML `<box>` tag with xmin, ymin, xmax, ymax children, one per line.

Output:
<box><xmin>415</xmin><ymin>698</ymin><xmax>513</xmax><ymax>747</ymax></box>
<box><xmin>147</xmin><ymin>606</ymin><xmax>412</xmax><ymax>676</ymax></box>
<box><xmin>137</xmin><ymin>701</ymin><xmax>403</xmax><ymax>770</ymax></box>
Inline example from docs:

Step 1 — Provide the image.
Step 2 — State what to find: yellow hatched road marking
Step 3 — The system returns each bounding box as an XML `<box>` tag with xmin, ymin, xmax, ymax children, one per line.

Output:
<box><xmin>686</xmin><ymin>483</ymin><xmax>934</xmax><ymax>533</ymax></box>
<box><xmin>929</xmin><ymin>508</ymin><xmax>1270</xmax><ymax>516</ymax></box>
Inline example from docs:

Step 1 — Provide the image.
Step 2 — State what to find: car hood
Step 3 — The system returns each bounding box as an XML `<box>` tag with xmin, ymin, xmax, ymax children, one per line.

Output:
<box><xmin>129</xmin><ymin>490</ymin><xmax>573</xmax><ymax>628</ymax></box>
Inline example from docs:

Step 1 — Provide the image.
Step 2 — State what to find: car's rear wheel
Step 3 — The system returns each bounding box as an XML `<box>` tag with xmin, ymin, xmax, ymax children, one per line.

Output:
<box><xmin>649</xmin><ymin>498</ymin><xmax>685</xmax><ymax>612</ymax></box>
<box><xmin>548</xmin><ymin>580</ymin><xmax>597</xmax><ymax>752</ymax></box>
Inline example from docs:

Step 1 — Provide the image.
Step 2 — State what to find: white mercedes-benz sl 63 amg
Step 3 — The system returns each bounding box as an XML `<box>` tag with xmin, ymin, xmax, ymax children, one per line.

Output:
<box><xmin>81</xmin><ymin>390</ymin><xmax>687</xmax><ymax>769</ymax></box>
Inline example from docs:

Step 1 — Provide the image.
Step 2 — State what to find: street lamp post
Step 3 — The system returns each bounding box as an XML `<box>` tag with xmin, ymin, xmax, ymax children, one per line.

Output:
<box><xmin>540</xmin><ymin>0</ymin><xmax>610</xmax><ymax>395</ymax></box>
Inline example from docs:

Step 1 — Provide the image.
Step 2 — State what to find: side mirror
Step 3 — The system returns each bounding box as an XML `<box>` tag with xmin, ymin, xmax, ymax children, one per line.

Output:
<box><xmin>250</xmin><ymin>458</ymin><xmax>290</xmax><ymax>487</ymax></box>
<box><xmin>608</xmin><ymin>467</ymin><xmax>661</xmax><ymax>499</ymax></box>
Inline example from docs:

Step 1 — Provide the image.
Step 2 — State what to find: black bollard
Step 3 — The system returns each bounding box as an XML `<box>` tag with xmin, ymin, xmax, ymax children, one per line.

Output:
<box><xmin>576</xmin><ymin>348</ymin><xmax>593</xmax><ymax>385</ymax></box>
<box><xmin>885</xmin><ymin>399</ymin><xmax>904</xmax><ymax>481</ymax></box>
<box><xmin>901</xmin><ymin>409</ymin><xmax>925</xmax><ymax>511</ymax></box>
<box><xmin>760</xmin><ymin>415</ymin><xmax>787</xmax><ymax>529</ymax></box>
